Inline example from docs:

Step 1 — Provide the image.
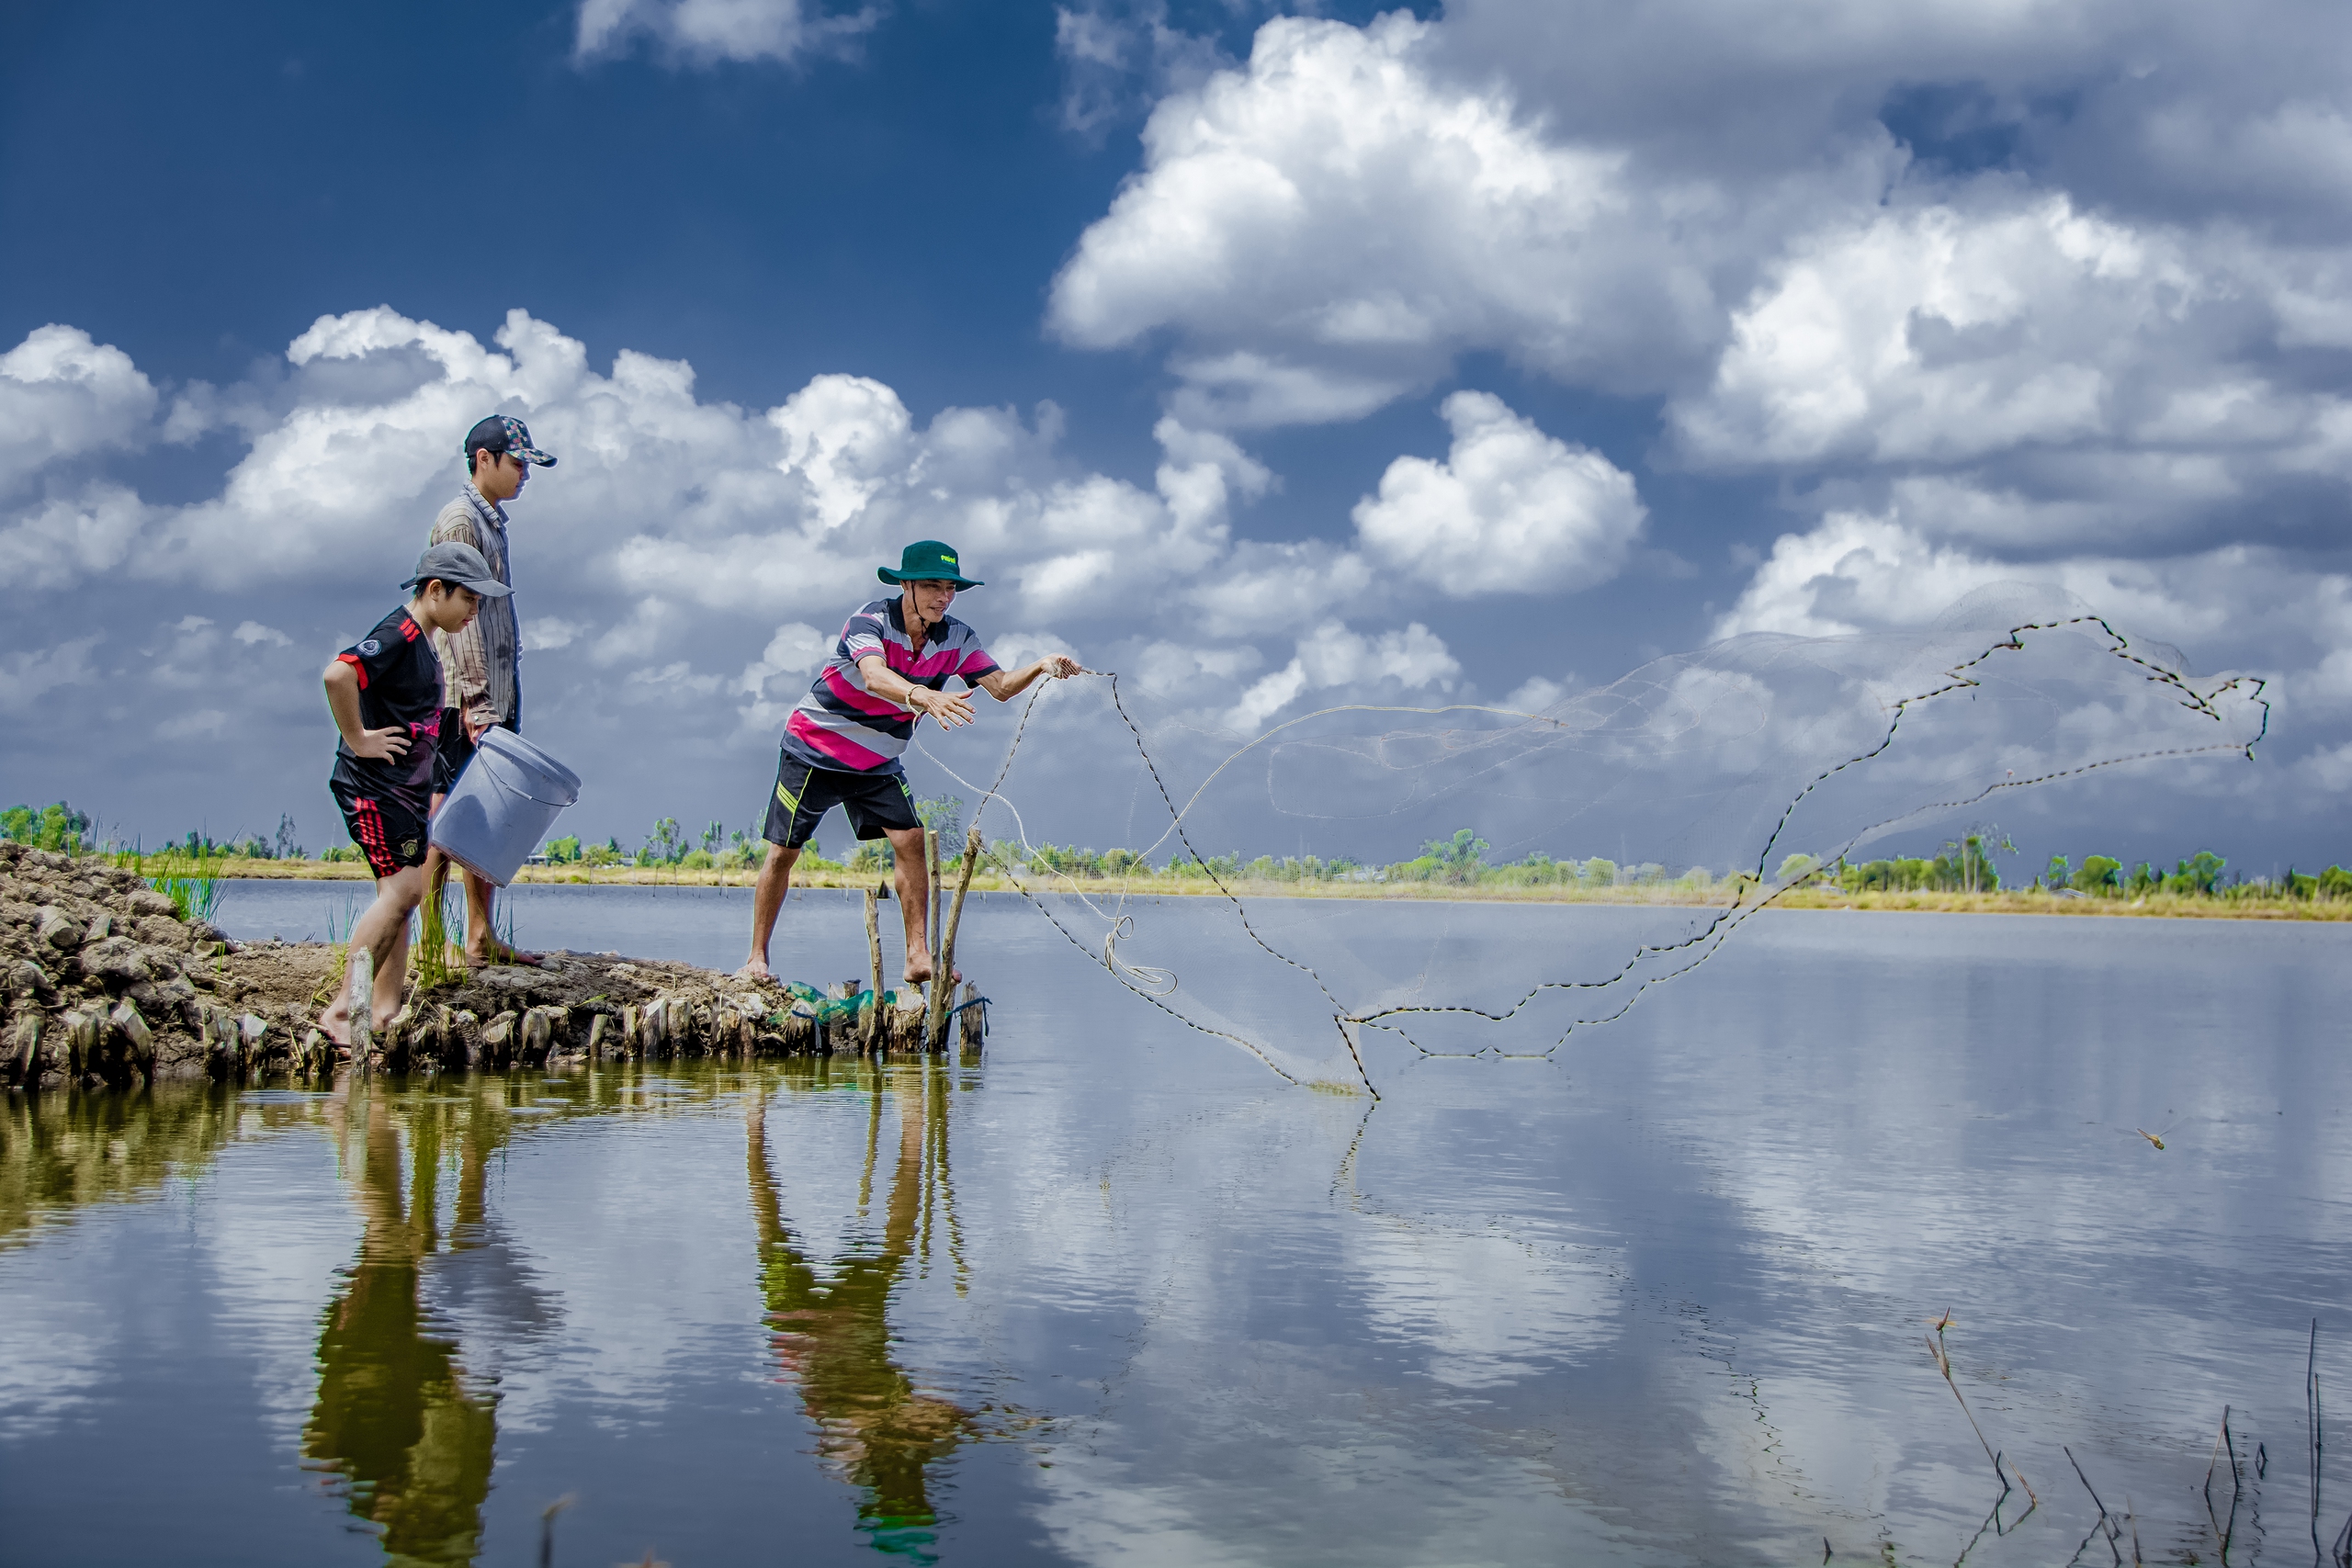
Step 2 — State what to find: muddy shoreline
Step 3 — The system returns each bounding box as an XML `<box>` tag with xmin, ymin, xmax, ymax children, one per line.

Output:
<box><xmin>1</xmin><ymin>844</ymin><xmax>977</xmax><ymax>1093</ymax></box>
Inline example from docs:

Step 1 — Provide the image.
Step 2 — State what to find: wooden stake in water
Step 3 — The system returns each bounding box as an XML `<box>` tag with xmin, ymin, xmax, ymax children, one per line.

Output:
<box><xmin>928</xmin><ymin>828</ymin><xmax>980</xmax><ymax>1050</ymax></box>
<box><xmin>349</xmin><ymin>945</ymin><xmax>374</xmax><ymax>1069</ymax></box>
<box><xmin>863</xmin><ymin>886</ymin><xmax>885</xmax><ymax>1052</ymax></box>
<box><xmin>924</xmin><ymin>828</ymin><xmax>942</xmax><ymax>967</ymax></box>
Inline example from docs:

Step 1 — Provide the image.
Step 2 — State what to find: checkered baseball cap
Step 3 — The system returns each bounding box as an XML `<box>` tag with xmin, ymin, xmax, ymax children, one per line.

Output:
<box><xmin>463</xmin><ymin>414</ymin><xmax>556</xmax><ymax>468</ymax></box>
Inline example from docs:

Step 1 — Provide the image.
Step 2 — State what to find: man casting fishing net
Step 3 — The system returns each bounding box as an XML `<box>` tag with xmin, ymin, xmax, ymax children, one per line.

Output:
<box><xmin>740</xmin><ymin>540</ymin><xmax>1080</xmax><ymax>987</ymax></box>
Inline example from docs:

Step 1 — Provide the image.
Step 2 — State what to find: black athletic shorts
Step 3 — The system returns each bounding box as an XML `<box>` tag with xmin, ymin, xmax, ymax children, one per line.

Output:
<box><xmin>330</xmin><ymin>773</ymin><xmax>431</xmax><ymax>880</ymax></box>
<box><xmin>763</xmin><ymin>754</ymin><xmax>919</xmax><ymax>849</ymax></box>
<box><xmin>432</xmin><ymin>707</ymin><xmax>518</xmax><ymax>796</ymax></box>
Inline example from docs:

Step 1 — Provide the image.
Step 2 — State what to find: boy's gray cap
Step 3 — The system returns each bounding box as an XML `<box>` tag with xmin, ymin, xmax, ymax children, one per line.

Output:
<box><xmin>404</xmin><ymin>541</ymin><xmax>513</xmax><ymax>597</ymax></box>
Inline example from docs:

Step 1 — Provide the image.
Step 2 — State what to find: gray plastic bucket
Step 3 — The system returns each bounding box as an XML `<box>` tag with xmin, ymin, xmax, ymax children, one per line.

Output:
<box><xmin>429</xmin><ymin>728</ymin><xmax>582</xmax><ymax>887</ymax></box>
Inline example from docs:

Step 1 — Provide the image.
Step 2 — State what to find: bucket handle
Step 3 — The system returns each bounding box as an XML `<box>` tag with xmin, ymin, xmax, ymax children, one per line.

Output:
<box><xmin>478</xmin><ymin>734</ymin><xmax>582</xmax><ymax>807</ymax></box>
<box><xmin>486</xmin><ymin>767</ymin><xmax>580</xmax><ymax>809</ymax></box>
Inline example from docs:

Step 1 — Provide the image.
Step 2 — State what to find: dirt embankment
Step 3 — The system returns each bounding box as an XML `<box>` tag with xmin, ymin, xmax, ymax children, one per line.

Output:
<box><xmin>1</xmin><ymin>844</ymin><xmax>980</xmax><ymax>1091</ymax></box>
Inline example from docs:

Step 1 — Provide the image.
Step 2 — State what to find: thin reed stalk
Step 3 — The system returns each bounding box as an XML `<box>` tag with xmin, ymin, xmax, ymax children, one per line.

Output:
<box><xmin>1928</xmin><ymin>1326</ymin><xmax>2011</xmax><ymax>1499</ymax></box>
<box><xmin>2313</xmin><ymin>1319</ymin><xmax>2325</xmax><ymax>1561</ymax></box>
<box><xmin>2064</xmin><ymin>1446</ymin><xmax>2125</xmax><ymax>1564</ymax></box>
<box><xmin>2204</xmin><ymin>1404</ymin><xmax>2242</xmax><ymax>1551</ymax></box>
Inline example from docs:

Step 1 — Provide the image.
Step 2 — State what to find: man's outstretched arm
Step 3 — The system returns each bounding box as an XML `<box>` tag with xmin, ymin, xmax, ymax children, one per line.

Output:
<box><xmin>975</xmin><ymin>655</ymin><xmax>1081</xmax><ymax>703</ymax></box>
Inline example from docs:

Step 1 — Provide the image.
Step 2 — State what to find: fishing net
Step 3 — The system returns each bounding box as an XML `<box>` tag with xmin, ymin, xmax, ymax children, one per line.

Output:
<box><xmin>916</xmin><ymin>585</ymin><xmax>2267</xmax><ymax>1094</ymax></box>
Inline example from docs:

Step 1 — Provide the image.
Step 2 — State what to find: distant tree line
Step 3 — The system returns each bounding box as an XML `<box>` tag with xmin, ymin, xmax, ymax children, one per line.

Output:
<box><xmin>5</xmin><ymin>802</ymin><xmax>305</xmax><ymax>862</ymax></box>
<box><xmin>22</xmin><ymin>792</ymin><xmax>2352</xmax><ymax>905</ymax></box>
<box><xmin>1822</xmin><ymin>843</ymin><xmax>2352</xmax><ymax>902</ymax></box>
<box><xmin>2</xmin><ymin>803</ymin><xmax>92</xmax><ymax>853</ymax></box>
<box><xmin>989</xmin><ymin>828</ymin><xmax>1725</xmax><ymax>894</ymax></box>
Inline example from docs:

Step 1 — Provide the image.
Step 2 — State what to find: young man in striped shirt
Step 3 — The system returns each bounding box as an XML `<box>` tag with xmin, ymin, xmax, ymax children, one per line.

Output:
<box><xmin>741</xmin><ymin>540</ymin><xmax>1080</xmax><ymax>987</ymax></box>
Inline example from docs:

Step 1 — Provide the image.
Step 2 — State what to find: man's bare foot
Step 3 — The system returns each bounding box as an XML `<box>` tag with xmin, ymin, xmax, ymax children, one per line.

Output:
<box><xmin>468</xmin><ymin>939</ymin><xmax>543</xmax><ymax>968</ymax></box>
<box><xmin>736</xmin><ymin>957</ymin><xmax>775</xmax><ymax>983</ymax></box>
<box><xmin>901</xmin><ymin>955</ymin><xmax>964</xmax><ymax>987</ymax></box>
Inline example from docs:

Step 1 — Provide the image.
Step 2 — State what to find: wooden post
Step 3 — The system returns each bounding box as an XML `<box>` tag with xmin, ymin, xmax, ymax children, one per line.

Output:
<box><xmin>957</xmin><ymin>980</ymin><xmax>983</xmax><ymax>1051</ymax></box>
<box><xmin>924</xmin><ymin>828</ymin><xmax>942</xmax><ymax>968</ymax></box>
<box><xmin>349</xmin><ymin>945</ymin><xmax>374</xmax><ymax>1068</ymax></box>
<box><xmin>928</xmin><ymin>827</ymin><xmax>980</xmax><ymax>1049</ymax></box>
<box><xmin>13</xmin><ymin>1013</ymin><xmax>41</xmax><ymax>1080</ymax></box>
<box><xmin>863</xmin><ymin>887</ymin><xmax>884</xmax><ymax>1051</ymax></box>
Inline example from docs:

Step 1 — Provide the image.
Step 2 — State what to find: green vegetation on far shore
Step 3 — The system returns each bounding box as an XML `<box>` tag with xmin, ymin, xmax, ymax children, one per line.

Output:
<box><xmin>19</xmin><ymin>797</ymin><xmax>2352</xmax><ymax>920</ymax></box>
<box><xmin>170</xmin><ymin>845</ymin><xmax>2352</xmax><ymax>920</ymax></box>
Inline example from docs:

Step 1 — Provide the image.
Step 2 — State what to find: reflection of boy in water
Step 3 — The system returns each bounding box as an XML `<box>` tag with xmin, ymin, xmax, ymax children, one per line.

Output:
<box><xmin>303</xmin><ymin>1093</ymin><xmax>498</xmax><ymax>1565</ymax></box>
<box><xmin>748</xmin><ymin>1067</ymin><xmax>976</xmax><ymax>1548</ymax></box>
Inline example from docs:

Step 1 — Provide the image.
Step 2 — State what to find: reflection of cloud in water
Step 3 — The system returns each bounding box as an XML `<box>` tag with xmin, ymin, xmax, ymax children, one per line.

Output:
<box><xmin>0</xmin><ymin>1313</ymin><xmax>112</xmax><ymax>1440</ymax></box>
<box><xmin>473</xmin><ymin>1111</ymin><xmax>766</xmax><ymax>1432</ymax></box>
<box><xmin>1026</xmin><ymin>1421</ymin><xmax>1627</xmax><ymax>1568</ymax></box>
<box><xmin>757</xmin><ymin>1068</ymin><xmax>906</xmax><ymax>1285</ymax></box>
<box><xmin>0</xmin><ymin>1086</ymin><xmax>359</xmax><ymax>1442</ymax></box>
<box><xmin>1024</xmin><ymin>1464</ymin><xmax>1261</xmax><ymax>1568</ymax></box>
<box><xmin>419</xmin><ymin>1187</ymin><xmax>563</xmax><ymax>1390</ymax></box>
<box><xmin>199</xmin><ymin>1128</ymin><xmax>368</xmax><ymax>1437</ymax></box>
<box><xmin>1342</xmin><ymin>1220</ymin><xmax>1620</xmax><ymax>1387</ymax></box>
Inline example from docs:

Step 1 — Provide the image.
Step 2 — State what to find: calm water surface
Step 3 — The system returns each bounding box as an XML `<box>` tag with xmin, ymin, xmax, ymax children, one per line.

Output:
<box><xmin>2</xmin><ymin>885</ymin><xmax>2347</xmax><ymax>1566</ymax></box>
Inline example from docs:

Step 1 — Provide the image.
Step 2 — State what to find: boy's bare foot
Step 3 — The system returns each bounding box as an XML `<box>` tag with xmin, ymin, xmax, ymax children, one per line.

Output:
<box><xmin>317</xmin><ymin>1006</ymin><xmax>353</xmax><ymax>1047</ymax></box>
<box><xmin>468</xmin><ymin>938</ymin><xmax>543</xmax><ymax>967</ymax></box>
<box><xmin>735</xmin><ymin>956</ymin><xmax>774</xmax><ymax>983</ymax></box>
<box><xmin>901</xmin><ymin>955</ymin><xmax>963</xmax><ymax>987</ymax></box>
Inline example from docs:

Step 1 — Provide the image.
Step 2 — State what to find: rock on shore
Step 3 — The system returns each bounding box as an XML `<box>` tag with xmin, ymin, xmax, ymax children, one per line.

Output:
<box><xmin>0</xmin><ymin>843</ymin><xmax>979</xmax><ymax>1091</ymax></box>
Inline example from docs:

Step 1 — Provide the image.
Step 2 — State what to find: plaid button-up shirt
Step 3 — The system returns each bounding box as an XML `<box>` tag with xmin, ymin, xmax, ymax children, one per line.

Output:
<box><xmin>426</xmin><ymin>484</ymin><xmax>520</xmax><ymax>728</ymax></box>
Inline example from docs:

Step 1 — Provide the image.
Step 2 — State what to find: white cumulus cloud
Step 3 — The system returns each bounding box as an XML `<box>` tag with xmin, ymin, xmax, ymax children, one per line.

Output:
<box><xmin>1224</xmin><ymin>619</ymin><xmax>1461</xmax><ymax>733</ymax></box>
<box><xmin>0</xmin><ymin>310</ymin><xmax>1516</xmax><ymax>842</ymax></box>
<box><xmin>1352</xmin><ymin>391</ymin><xmax>1645</xmax><ymax>597</ymax></box>
<box><xmin>523</xmin><ymin>617</ymin><xmax>589</xmax><ymax>652</ymax></box>
<box><xmin>1047</xmin><ymin>13</ymin><xmax>1726</xmax><ymax>426</ymax></box>
<box><xmin>0</xmin><ymin>636</ymin><xmax>102</xmax><ymax>718</ymax></box>
<box><xmin>0</xmin><ymin>327</ymin><xmax>158</xmax><ymax>492</ymax></box>
<box><xmin>572</xmin><ymin>0</ymin><xmax>876</xmax><ymax>65</ymax></box>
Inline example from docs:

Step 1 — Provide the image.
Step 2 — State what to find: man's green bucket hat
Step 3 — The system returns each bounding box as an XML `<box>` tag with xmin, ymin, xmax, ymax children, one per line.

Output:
<box><xmin>877</xmin><ymin>540</ymin><xmax>983</xmax><ymax>590</ymax></box>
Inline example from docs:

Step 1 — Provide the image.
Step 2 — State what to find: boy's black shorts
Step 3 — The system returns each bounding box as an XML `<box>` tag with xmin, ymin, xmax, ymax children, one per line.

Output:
<box><xmin>763</xmin><ymin>755</ymin><xmax>919</xmax><ymax>849</ymax></box>
<box><xmin>330</xmin><ymin>773</ymin><xmax>431</xmax><ymax>880</ymax></box>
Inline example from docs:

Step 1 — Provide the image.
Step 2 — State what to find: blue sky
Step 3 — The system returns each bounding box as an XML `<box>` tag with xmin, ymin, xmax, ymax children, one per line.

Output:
<box><xmin>4</xmin><ymin>0</ymin><xmax>2348</xmax><ymax>878</ymax></box>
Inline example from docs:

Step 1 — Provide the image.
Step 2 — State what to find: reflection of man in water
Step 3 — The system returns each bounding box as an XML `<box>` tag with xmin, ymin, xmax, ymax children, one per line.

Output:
<box><xmin>748</xmin><ymin>1064</ymin><xmax>976</xmax><ymax>1555</ymax></box>
<box><xmin>303</xmin><ymin>1092</ymin><xmax>498</xmax><ymax>1565</ymax></box>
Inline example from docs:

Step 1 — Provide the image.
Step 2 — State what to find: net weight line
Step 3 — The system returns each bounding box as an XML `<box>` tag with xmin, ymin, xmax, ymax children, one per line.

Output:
<box><xmin>915</xmin><ymin>616</ymin><xmax>2268</xmax><ymax>1093</ymax></box>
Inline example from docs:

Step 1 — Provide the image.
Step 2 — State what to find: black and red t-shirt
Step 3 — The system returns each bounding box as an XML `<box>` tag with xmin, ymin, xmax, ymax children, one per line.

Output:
<box><xmin>330</xmin><ymin>606</ymin><xmax>443</xmax><ymax>806</ymax></box>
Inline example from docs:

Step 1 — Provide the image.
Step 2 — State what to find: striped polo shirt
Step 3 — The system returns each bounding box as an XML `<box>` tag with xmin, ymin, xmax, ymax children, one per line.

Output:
<box><xmin>780</xmin><ymin>597</ymin><xmax>1001</xmax><ymax>773</ymax></box>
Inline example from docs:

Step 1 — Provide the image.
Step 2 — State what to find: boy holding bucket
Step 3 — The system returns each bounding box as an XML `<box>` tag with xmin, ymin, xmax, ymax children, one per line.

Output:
<box><xmin>424</xmin><ymin>414</ymin><xmax>556</xmax><ymax>967</ymax></box>
<box><xmin>319</xmin><ymin>542</ymin><xmax>510</xmax><ymax>1044</ymax></box>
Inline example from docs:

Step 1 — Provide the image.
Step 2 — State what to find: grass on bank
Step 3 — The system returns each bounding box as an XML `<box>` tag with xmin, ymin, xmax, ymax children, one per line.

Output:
<box><xmin>110</xmin><ymin>846</ymin><xmax>228</xmax><ymax>924</ymax></box>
